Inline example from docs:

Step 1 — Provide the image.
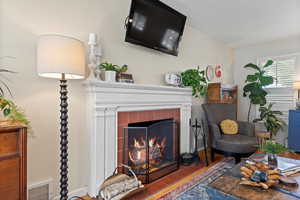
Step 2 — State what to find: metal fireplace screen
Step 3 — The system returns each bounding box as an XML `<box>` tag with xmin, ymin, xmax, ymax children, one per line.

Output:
<box><xmin>123</xmin><ymin>119</ymin><xmax>179</xmax><ymax>184</ymax></box>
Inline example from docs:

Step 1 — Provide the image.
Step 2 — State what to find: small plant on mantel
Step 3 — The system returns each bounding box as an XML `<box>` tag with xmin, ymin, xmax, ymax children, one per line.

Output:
<box><xmin>97</xmin><ymin>62</ymin><xmax>128</xmax><ymax>82</ymax></box>
<box><xmin>98</xmin><ymin>62</ymin><xmax>128</xmax><ymax>73</ymax></box>
<box><xmin>181</xmin><ymin>67</ymin><xmax>208</xmax><ymax>98</ymax></box>
<box><xmin>0</xmin><ymin>57</ymin><xmax>29</xmax><ymax>126</ymax></box>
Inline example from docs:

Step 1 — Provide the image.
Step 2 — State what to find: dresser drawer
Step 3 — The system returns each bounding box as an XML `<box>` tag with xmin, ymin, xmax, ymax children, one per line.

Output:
<box><xmin>0</xmin><ymin>132</ymin><xmax>18</xmax><ymax>156</ymax></box>
<box><xmin>0</xmin><ymin>157</ymin><xmax>20</xmax><ymax>200</ymax></box>
<box><xmin>0</xmin><ymin>124</ymin><xmax>26</xmax><ymax>200</ymax></box>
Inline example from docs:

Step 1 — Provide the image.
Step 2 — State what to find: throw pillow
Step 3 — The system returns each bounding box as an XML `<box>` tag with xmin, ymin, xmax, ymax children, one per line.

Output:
<box><xmin>220</xmin><ymin>119</ymin><xmax>238</xmax><ymax>135</ymax></box>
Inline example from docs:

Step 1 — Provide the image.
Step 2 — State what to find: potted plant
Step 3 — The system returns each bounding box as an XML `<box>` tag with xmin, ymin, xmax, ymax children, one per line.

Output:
<box><xmin>181</xmin><ymin>67</ymin><xmax>208</xmax><ymax>98</ymax></box>
<box><xmin>243</xmin><ymin>60</ymin><xmax>274</xmax><ymax>121</ymax></box>
<box><xmin>261</xmin><ymin>140</ymin><xmax>290</xmax><ymax>167</ymax></box>
<box><xmin>253</xmin><ymin>103</ymin><xmax>286</xmax><ymax>139</ymax></box>
<box><xmin>254</xmin><ymin>103</ymin><xmax>287</xmax><ymax>166</ymax></box>
<box><xmin>98</xmin><ymin>62</ymin><xmax>128</xmax><ymax>82</ymax></box>
<box><xmin>0</xmin><ymin>97</ymin><xmax>29</xmax><ymax>125</ymax></box>
<box><xmin>0</xmin><ymin>58</ymin><xmax>29</xmax><ymax>125</ymax></box>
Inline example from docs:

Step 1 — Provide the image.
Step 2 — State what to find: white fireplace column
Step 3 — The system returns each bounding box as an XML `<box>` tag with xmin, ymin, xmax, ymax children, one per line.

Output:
<box><xmin>85</xmin><ymin>81</ymin><xmax>193</xmax><ymax>197</ymax></box>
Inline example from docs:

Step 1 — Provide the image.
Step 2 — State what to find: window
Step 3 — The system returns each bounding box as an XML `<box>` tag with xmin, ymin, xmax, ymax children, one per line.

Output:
<box><xmin>259</xmin><ymin>56</ymin><xmax>296</xmax><ymax>88</ymax></box>
<box><xmin>256</xmin><ymin>55</ymin><xmax>298</xmax><ymax>123</ymax></box>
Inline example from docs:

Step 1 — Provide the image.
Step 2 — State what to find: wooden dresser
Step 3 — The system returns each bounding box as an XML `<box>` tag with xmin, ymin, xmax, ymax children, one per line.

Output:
<box><xmin>0</xmin><ymin>122</ymin><xmax>27</xmax><ymax>200</ymax></box>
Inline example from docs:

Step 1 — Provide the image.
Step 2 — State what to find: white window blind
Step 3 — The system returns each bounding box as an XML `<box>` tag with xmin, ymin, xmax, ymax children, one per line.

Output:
<box><xmin>261</xmin><ymin>57</ymin><xmax>296</xmax><ymax>88</ymax></box>
<box><xmin>257</xmin><ymin>56</ymin><xmax>297</xmax><ymax>123</ymax></box>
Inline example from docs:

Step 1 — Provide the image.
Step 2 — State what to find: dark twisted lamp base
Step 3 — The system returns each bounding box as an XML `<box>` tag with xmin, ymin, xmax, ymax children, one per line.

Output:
<box><xmin>60</xmin><ymin>77</ymin><xmax>69</xmax><ymax>200</ymax></box>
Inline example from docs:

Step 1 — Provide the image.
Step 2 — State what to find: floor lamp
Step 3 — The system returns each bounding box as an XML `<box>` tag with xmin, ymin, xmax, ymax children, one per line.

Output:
<box><xmin>37</xmin><ymin>35</ymin><xmax>85</xmax><ymax>200</ymax></box>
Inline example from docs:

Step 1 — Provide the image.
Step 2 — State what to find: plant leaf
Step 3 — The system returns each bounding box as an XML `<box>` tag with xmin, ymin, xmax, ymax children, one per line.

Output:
<box><xmin>243</xmin><ymin>82</ymin><xmax>257</xmax><ymax>93</ymax></box>
<box><xmin>246</xmin><ymin>74</ymin><xmax>258</xmax><ymax>82</ymax></box>
<box><xmin>263</xmin><ymin>60</ymin><xmax>274</xmax><ymax>68</ymax></box>
<box><xmin>0</xmin><ymin>79</ymin><xmax>12</xmax><ymax>97</ymax></box>
<box><xmin>260</xmin><ymin>76</ymin><xmax>274</xmax><ymax>86</ymax></box>
<box><xmin>244</xmin><ymin>63</ymin><xmax>261</xmax><ymax>72</ymax></box>
<box><xmin>0</xmin><ymin>69</ymin><xmax>16</xmax><ymax>73</ymax></box>
<box><xmin>3</xmin><ymin>108</ymin><xmax>11</xmax><ymax>116</ymax></box>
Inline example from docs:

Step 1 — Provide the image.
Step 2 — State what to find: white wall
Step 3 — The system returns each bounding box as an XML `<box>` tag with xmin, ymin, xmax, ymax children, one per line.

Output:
<box><xmin>1</xmin><ymin>0</ymin><xmax>233</xmax><ymax>197</ymax></box>
<box><xmin>234</xmin><ymin>35</ymin><xmax>300</xmax><ymax>121</ymax></box>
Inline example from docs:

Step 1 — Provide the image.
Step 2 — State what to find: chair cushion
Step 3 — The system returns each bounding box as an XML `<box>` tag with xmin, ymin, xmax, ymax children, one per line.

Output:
<box><xmin>220</xmin><ymin>120</ymin><xmax>238</xmax><ymax>135</ymax></box>
<box><xmin>216</xmin><ymin>134</ymin><xmax>257</xmax><ymax>154</ymax></box>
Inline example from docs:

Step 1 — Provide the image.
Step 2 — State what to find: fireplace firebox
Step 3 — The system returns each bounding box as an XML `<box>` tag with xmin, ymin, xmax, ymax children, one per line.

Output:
<box><xmin>123</xmin><ymin>119</ymin><xmax>179</xmax><ymax>184</ymax></box>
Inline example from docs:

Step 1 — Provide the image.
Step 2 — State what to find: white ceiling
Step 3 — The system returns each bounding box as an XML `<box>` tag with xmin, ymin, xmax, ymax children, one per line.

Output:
<box><xmin>162</xmin><ymin>0</ymin><xmax>300</xmax><ymax>48</ymax></box>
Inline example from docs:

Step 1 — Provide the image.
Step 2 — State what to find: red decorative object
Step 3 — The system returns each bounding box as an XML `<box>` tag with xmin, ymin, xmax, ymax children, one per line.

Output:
<box><xmin>215</xmin><ymin>65</ymin><xmax>222</xmax><ymax>78</ymax></box>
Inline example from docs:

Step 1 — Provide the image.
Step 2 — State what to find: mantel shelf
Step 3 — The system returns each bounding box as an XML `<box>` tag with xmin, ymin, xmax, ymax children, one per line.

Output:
<box><xmin>84</xmin><ymin>80</ymin><xmax>192</xmax><ymax>93</ymax></box>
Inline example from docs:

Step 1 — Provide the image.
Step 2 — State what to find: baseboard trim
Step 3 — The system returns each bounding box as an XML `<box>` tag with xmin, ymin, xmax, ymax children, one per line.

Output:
<box><xmin>54</xmin><ymin>187</ymin><xmax>88</xmax><ymax>200</ymax></box>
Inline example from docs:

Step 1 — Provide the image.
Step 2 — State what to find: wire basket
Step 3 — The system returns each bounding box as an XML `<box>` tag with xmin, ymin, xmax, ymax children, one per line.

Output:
<box><xmin>98</xmin><ymin>164</ymin><xmax>144</xmax><ymax>200</ymax></box>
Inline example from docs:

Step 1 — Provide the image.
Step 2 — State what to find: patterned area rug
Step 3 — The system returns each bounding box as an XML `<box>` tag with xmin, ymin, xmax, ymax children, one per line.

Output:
<box><xmin>148</xmin><ymin>157</ymin><xmax>238</xmax><ymax>200</ymax></box>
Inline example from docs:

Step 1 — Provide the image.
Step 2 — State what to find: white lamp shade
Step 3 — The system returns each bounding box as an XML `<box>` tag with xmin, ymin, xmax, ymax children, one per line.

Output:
<box><xmin>293</xmin><ymin>81</ymin><xmax>300</xmax><ymax>89</ymax></box>
<box><xmin>37</xmin><ymin>35</ymin><xmax>86</xmax><ymax>79</ymax></box>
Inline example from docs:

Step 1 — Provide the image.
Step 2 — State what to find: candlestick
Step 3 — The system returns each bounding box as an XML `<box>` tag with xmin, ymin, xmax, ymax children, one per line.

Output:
<box><xmin>88</xmin><ymin>33</ymin><xmax>102</xmax><ymax>80</ymax></box>
<box><xmin>88</xmin><ymin>33</ymin><xmax>97</xmax><ymax>45</ymax></box>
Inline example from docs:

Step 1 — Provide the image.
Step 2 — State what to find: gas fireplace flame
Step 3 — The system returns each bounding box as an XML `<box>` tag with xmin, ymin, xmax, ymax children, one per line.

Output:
<box><xmin>129</xmin><ymin>136</ymin><xmax>167</xmax><ymax>166</ymax></box>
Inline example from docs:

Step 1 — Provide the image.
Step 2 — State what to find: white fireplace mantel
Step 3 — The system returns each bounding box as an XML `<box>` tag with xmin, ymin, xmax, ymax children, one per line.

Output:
<box><xmin>84</xmin><ymin>80</ymin><xmax>193</xmax><ymax>197</ymax></box>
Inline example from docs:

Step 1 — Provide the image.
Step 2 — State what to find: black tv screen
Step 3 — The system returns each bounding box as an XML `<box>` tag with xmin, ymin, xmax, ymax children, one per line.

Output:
<box><xmin>125</xmin><ymin>0</ymin><xmax>186</xmax><ymax>56</ymax></box>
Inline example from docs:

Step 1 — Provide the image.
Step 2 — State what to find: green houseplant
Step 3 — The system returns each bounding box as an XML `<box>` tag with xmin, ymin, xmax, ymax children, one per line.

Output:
<box><xmin>243</xmin><ymin>60</ymin><xmax>274</xmax><ymax>121</ymax></box>
<box><xmin>0</xmin><ymin>68</ymin><xmax>15</xmax><ymax>97</ymax></box>
<box><xmin>253</xmin><ymin>103</ymin><xmax>286</xmax><ymax>138</ymax></box>
<box><xmin>261</xmin><ymin>140</ymin><xmax>290</xmax><ymax>155</ymax></box>
<box><xmin>261</xmin><ymin>140</ymin><xmax>290</xmax><ymax>167</ymax></box>
<box><xmin>99</xmin><ymin>62</ymin><xmax>128</xmax><ymax>73</ymax></box>
<box><xmin>0</xmin><ymin>97</ymin><xmax>29</xmax><ymax>125</ymax></box>
<box><xmin>98</xmin><ymin>62</ymin><xmax>128</xmax><ymax>82</ymax></box>
<box><xmin>0</xmin><ymin>58</ymin><xmax>29</xmax><ymax>125</ymax></box>
<box><xmin>181</xmin><ymin>67</ymin><xmax>208</xmax><ymax>98</ymax></box>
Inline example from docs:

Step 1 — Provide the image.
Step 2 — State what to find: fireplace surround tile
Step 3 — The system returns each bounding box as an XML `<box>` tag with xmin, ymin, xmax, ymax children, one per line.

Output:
<box><xmin>117</xmin><ymin>109</ymin><xmax>180</xmax><ymax>169</ymax></box>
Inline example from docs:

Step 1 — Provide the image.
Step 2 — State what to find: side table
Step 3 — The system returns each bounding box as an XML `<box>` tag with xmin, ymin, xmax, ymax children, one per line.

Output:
<box><xmin>256</xmin><ymin>132</ymin><xmax>271</xmax><ymax>149</ymax></box>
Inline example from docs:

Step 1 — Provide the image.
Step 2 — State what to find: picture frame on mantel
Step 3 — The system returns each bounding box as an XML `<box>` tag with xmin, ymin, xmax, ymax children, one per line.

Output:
<box><xmin>117</xmin><ymin>73</ymin><xmax>134</xmax><ymax>83</ymax></box>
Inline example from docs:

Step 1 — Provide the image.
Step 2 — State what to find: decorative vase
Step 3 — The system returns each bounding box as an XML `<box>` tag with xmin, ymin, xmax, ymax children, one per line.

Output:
<box><xmin>268</xmin><ymin>153</ymin><xmax>278</xmax><ymax>167</ymax></box>
<box><xmin>105</xmin><ymin>71</ymin><xmax>116</xmax><ymax>82</ymax></box>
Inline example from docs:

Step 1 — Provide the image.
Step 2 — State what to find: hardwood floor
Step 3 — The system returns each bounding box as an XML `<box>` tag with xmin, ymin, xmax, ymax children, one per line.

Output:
<box><xmin>81</xmin><ymin>151</ymin><xmax>223</xmax><ymax>200</ymax></box>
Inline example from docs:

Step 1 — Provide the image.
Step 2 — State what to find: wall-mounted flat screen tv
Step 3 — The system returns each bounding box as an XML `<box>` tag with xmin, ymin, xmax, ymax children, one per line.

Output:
<box><xmin>125</xmin><ymin>0</ymin><xmax>187</xmax><ymax>56</ymax></box>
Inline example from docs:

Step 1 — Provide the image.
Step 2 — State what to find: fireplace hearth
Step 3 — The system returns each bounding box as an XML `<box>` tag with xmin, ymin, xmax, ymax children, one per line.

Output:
<box><xmin>123</xmin><ymin>119</ymin><xmax>179</xmax><ymax>184</ymax></box>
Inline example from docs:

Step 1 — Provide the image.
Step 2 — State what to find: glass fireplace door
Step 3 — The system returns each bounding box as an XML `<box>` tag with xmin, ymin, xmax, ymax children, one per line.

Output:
<box><xmin>123</xmin><ymin>119</ymin><xmax>179</xmax><ymax>183</ymax></box>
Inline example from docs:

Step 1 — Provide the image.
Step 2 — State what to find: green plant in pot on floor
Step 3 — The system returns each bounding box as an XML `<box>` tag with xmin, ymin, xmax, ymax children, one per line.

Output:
<box><xmin>254</xmin><ymin>103</ymin><xmax>288</xmax><ymax>167</ymax></box>
<box><xmin>243</xmin><ymin>60</ymin><xmax>274</xmax><ymax>121</ymax></box>
<box><xmin>253</xmin><ymin>103</ymin><xmax>286</xmax><ymax>139</ymax></box>
<box><xmin>181</xmin><ymin>67</ymin><xmax>208</xmax><ymax>98</ymax></box>
<box><xmin>180</xmin><ymin>67</ymin><xmax>207</xmax><ymax>161</ymax></box>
